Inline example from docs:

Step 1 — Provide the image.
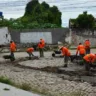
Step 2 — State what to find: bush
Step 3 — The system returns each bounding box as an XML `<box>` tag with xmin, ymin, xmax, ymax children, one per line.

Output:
<box><xmin>0</xmin><ymin>76</ymin><xmax>14</xmax><ymax>85</ymax></box>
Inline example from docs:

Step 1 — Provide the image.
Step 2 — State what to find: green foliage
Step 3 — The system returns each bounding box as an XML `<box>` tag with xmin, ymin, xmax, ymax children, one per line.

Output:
<box><xmin>0</xmin><ymin>0</ymin><xmax>61</xmax><ymax>29</ymax></box>
<box><xmin>49</xmin><ymin>6</ymin><xmax>61</xmax><ymax>26</ymax></box>
<box><xmin>61</xmin><ymin>90</ymin><xmax>86</xmax><ymax>96</ymax></box>
<box><xmin>71</xmin><ymin>11</ymin><xmax>95</xmax><ymax>29</ymax></box>
<box><xmin>26</xmin><ymin>22</ymin><xmax>40</xmax><ymax>29</ymax></box>
<box><xmin>76</xmin><ymin>11</ymin><xmax>95</xmax><ymax>29</ymax></box>
<box><xmin>41</xmin><ymin>1</ymin><xmax>49</xmax><ymax>10</ymax></box>
<box><xmin>24</xmin><ymin>0</ymin><xmax>39</xmax><ymax>16</ymax></box>
<box><xmin>0</xmin><ymin>19</ymin><xmax>9</xmax><ymax>27</ymax></box>
<box><xmin>41</xmin><ymin>23</ymin><xmax>58</xmax><ymax>28</ymax></box>
<box><xmin>22</xmin><ymin>0</ymin><xmax>61</xmax><ymax>28</ymax></box>
<box><xmin>0</xmin><ymin>76</ymin><xmax>14</xmax><ymax>85</ymax></box>
<box><xmin>20</xmin><ymin>83</ymin><xmax>31</xmax><ymax>91</ymax></box>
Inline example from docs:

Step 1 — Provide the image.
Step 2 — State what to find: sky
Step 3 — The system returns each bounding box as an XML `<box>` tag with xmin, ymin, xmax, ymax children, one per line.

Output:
<box><xmin>0</xmin><ymin>0</ymin><xmax>96</xmax><ymax>27</ymax></box>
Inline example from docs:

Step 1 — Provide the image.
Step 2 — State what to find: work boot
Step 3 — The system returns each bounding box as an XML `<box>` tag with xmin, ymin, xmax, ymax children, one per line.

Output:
<box><xmin>64</xmin><ymin>64</ymin><xmax>67</xmax><ymax>67</ymax></box>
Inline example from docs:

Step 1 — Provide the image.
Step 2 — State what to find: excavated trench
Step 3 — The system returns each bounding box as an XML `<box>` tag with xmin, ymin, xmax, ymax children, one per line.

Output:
<box><xmin>1</xmin><ymin>57</ymin><xmax>96</xmax><ymax>87</ymax></box>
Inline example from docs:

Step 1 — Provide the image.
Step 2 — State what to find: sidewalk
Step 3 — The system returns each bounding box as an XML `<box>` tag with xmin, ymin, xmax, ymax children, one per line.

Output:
<box><xmin>0</xmin><ymin>83</ymin><xmax>40</xmax><ymax>96</ymax></box>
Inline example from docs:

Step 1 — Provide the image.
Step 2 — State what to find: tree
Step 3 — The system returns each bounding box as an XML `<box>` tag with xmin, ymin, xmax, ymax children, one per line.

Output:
<box><xmin>22</xmin><ymin>0</ymin><xmax>62</xmax><ymax>28</ymax></box>
<box><xmin>0</xmin><ymin>0</ymin><xmax>62</xmax><ymax>29</ymax></box>
<box><xmin>76</xmin><ymin>11</ymin><xmax>95</xmax><ymax>29</ymax></box>
<box><xmin>24</xmin><ymin>0</ymin><xmax>39</xmax><ymax>16</ymax></box>
<box><xmin>49</xmin><ymin>6</ymin><xmax>61</xmax><ymax>26</ymax></box>
<box><xmin>41</xmin><ymin>1</ymin><xmax>49</xmax><ymax>11</ymax></box>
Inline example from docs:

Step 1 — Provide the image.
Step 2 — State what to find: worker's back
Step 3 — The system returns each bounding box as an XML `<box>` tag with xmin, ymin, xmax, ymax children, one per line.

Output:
<box><xmin>10</xmin><ymin>42</ymin><xmax>16</xmax><ymax>52</ymax></box>
<box><xmin>84</xmin><ymin>40</ymin><xmax>90</xmax><ymax>49</ymax></box>
<box><xmin>61</xmin><ymin>47</ymin><xmax>70</xmax><ymax>56</ymax></box>
<box><xmin>76</xmin><ymin>44</ymin><xmax>85</xmax><ymax>55</ymax></box>
<box><xmin>27</xmin><ymin>48</ymin><xmax>34</xmax><ymax>53</ymax></box>
<box><xmin>83</xmin><ymin>53</ymin><xmax>96</xmax><ymax>63</ymax></box>
<box><xmin>40</xmin><ymin>39</ymin><xmax>45</xmax><ymax>48</ymax></box>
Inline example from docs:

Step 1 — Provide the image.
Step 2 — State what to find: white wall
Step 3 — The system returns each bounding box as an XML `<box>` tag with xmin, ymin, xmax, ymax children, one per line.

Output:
<box><xmin>0</xmin><ymin>27</ymin><xmax>11</xmax><ymax>45</ymax></box>
<box><xmin>20</xmin><ymin>32</ymin><xmax>52</xmax><ymax>44</ymax></box>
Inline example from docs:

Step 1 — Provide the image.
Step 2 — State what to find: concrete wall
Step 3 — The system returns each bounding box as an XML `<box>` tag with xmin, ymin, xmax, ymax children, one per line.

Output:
<box><xmin>10</xmin><ymin>28</ymin><xmax>69</xmax><ymax>44</ymax></box>
<box><xmin>9</xmin><ymin>30</ymin><xmax>20</xmax><ymax>44</ymax></box>
<box><xmin>0</xmin><ymin>27</ymin><xmax>11</xmax><ymax>45</ymax></box>
<box><xmin>6</xmin><ymin>28</ymin><xmax>96</xmax><ymax>47</ymax></box>
<box><xmin>71</xmin><ymin>29</ymin><xmax>96</xmax><ymax>47</ymax></box>
<box><xmin>20</xmin><ymin>32</ymin><xmax>52</xmax><ymax>44</ymax></box>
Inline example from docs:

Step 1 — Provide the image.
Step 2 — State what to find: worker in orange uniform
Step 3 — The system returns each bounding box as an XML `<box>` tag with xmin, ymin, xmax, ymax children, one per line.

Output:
<box><xmin>40</xmin><ymin>38</ymin><xmax>45</xmax><ymax>48</ymax></box>
<box><xmin>83</xmin><ymin>53</ymin><xmax>96</xmax><ymax>71</ymax></box>
<box><xmin>26</xmin><ymin>47</ymin><xmax>34</xmax><ymax>59</ymax></box>
<box><xmin>84</xmin><ymin>39</ymin><xmax>90</xmax><ymax>54</ymax></box>
<box><xmin>60</xmin><ymin>46</ymin><xmax>71</xmax><ymax>67</ymax></box>
<box><xmin>76</xmin><ymin>43</ymin><xmax>86</xmax><ymax>59</ymax></box>
<box><xmin>38</xmin><ymin>42</ymin><xmax>44</xmax><ymax>57</ymax></box>
<box><xmin>10</xmin><ymin>41</ymin><xmax>16</xmax><ymax>61</ymax></box>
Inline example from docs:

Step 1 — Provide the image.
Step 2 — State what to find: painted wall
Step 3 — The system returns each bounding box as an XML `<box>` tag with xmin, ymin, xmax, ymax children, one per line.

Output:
<box><xmin>10</xmin><ymin>28</ymin><xmax>69</xmax><ymax>44</ymax></box>
<box><xmin>0</xmin><ymin>27</ymin><xmax>11</xmax><ymax>45</ymax></box>
<box><xmin>9</xmin><ymin>28</ymin><xmax>96</xmax><ymax>47</ymax></box>
<box><xmin>20</xmin><ymin>32</ymin><xmax>52</xmax><ymax>44</ymax></box>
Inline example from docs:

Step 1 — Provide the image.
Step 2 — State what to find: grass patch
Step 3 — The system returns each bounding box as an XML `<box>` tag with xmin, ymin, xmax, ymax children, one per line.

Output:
<box><xmin>69</xmin><ymin>91</ymin><xmax>86</xmax><ymax>96</ymax></box>
<box><xmin>31</xmin><ymin>87</ymin><xmax>53</xmax><ymax>96</ymax></box>
<box><xmin>19</xmin><ymin>83</ymin><xmax>31</xmax><ymax>91</ymax></box>
<box><xmin>63</xmin><ymin>90</ymin><xmax>86</xmax><ymax>96</ymax></box>
<box><xmin>0</xmin><ymin>76</ymin><xmax>86</xmax><ymax>96</ymax></box>
<box><xmin>0</xmin><ymin>76</ymin><xmax>14</xmax><ymax>85</ymax></box>
<box><xmin>0</xmin><ymin>76</ymin><xmax>49</xmax><ymax>95</ymax></box>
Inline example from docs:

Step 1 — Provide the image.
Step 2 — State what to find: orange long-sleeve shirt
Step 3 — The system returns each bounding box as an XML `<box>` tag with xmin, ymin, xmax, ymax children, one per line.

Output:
<box><xmin>61</xmin><ymin>47</ymin><xmax>71</xmax><ymax>56</ymax></box>
<box><xmin>83</xmin><ymin>53</ymin><xmax>96</xmax><ymax>63</ymax></box>
<box><xmin>76</xmin><ymin>45</ymin><xmax>85</xmax><ymax>55</ymax></box>
<box><xmin>38</xmin><ymin>42</ymin><xmax>44</xmax><ymax>49</ymax></box>
<box><xmin>27</xmin><ymin>48</ymin><xmax>34</xmax><ymax>53</ymax></box>
<box><xmin>84</xmin><ymin>40</ymin><xmax>90</xmax><ymax>49</ymax></box>
<box><xmin>40</xmin><ymin>39</ymin><xmax>45</xmax><ymax>48</ymax></box>
<box><xmin>10</xmin><ymin>42</ymin><xmax>16</xmax><ymax>52</ymax></box>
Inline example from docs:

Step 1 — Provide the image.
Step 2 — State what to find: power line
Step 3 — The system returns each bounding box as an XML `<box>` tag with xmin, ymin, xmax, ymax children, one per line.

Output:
<box><xmin>0</xmin><ymin>0</ymin><xmax>96</xmax><ymax>13</ymax></box>
<box><xmin>60</xmin><ymin>0</ymin><xmax>96</xmax><ymax>7</ymax></box>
